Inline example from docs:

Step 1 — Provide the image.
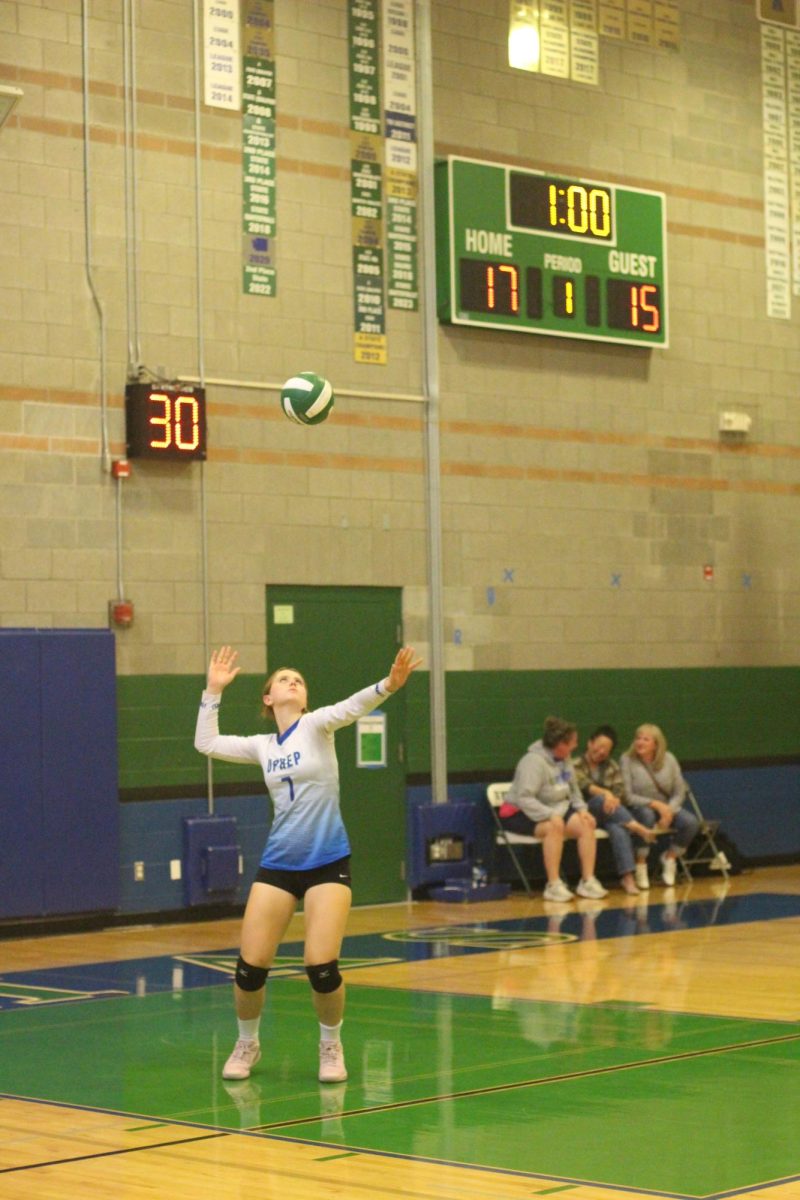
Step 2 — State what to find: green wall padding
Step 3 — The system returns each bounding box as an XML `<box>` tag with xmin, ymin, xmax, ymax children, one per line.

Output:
<box><xmin>118</xmin><ymin>666</ymin><xmax>799</xmax><ymax>792</ymax></box>
<box><xmin>117</xmin><ymin>673</ymin><xmax>267</xmax><ymax>792</ymax></box>
<box><xmin>405</xmin><ymin>666</ymin><xmax>800</xmax><ymax>774</ymax></box>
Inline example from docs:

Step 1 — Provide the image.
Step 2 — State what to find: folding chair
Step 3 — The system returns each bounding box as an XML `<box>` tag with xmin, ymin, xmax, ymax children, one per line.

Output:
<box><xmin>486</xmin><ymin>782</ymin><xmax>610</xmax><ymax>895</ymax></box>
<box><xmin>486</xmin><ymin>782</ymin><xmax>537</xmax><ymax>895</ymax></box>
<box><xmin>680</xmin><ymin>784</ymin><xmax>731</xmax><ymax>882</ymax></box>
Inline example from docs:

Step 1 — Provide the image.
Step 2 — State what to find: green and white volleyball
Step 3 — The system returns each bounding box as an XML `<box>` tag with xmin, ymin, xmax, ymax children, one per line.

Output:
<box><xmin>280</xmin><ymin>372</ymin><xmax>335</xmax><ymax>425</ymax></box>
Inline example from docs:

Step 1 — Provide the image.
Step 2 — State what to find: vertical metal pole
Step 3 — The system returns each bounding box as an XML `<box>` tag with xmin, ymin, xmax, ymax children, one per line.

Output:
<box><xmin>192</xmin><ymin>0</ymin><xmax>214</xmax><ymax>816</ymax></box>
<box><xmin>417</xmin><ymin>0</ymin><xmax>448</xmax><ymax>805</ymax></box>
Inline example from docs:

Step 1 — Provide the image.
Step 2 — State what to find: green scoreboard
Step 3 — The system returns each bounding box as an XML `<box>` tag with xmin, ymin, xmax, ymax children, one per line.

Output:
<box><xmin>435</xmin><ymin>156</ymin><xmax>668</xmax><ymax>348</ymax></box>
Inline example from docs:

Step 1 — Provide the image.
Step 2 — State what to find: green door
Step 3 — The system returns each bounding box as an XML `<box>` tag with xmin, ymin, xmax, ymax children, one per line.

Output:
<box><xmin>265</xmin><ymin>585</ymin><xmax>406</xmax><ymax>904</ymax></box>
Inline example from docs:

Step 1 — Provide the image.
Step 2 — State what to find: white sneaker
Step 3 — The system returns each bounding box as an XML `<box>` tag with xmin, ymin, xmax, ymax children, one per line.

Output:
<box><xmin>543</xmin><ymin>879</ymin><xmax>574</xmax><ymax>902</ymax></box>
<box><xmin>222</xmin><ymin>1037</ymin><xmax>261</xmax><ymax>1080</ymax></box>
<box><xmin>660</xmin><ymin>852</ymin><xmax>677</xmax><ymax>886</ymax></box>
<box><xmin>319</xmin><ymin>1039</ymin><xmax>348</xmax><ymax>1083</ymax></box>
<box><xmin>576</xmin><ymin>876</ymin><xmax>608</xmax><ymax>899</ymax></box>
<box><xmin>635</xmin><ymin>861</ymin><xmax>650</xmax><ymax>890</ymax></box>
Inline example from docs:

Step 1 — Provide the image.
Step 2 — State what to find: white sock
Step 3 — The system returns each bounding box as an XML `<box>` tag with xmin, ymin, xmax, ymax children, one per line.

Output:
<box><xmin>237</xmin><ymin>1017</ymin><xmax>260</xmax><ymax>1042</ymax></box>
<box><xmin>320</xmin><ymin>1020</ymin><xmax>342</xmax><ymax>1043</ymax></box>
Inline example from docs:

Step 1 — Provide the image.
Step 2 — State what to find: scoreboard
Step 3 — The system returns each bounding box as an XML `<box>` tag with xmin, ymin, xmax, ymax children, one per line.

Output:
<box><xmin>435</xmin><ymin>156</ymin><xmax>668</xmax><ymax>348</ymax></box>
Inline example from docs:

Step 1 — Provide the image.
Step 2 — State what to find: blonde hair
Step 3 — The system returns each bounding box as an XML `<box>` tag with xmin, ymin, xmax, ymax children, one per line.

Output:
<box><xmin>261</xmin><ymin>666</ymin><xmax>308</xmax><ymax>722</ymax></box>
<box><xmin>627</xmin><ymin>723</ymin><xmax>667</xmax><ymax>771</ymax></box>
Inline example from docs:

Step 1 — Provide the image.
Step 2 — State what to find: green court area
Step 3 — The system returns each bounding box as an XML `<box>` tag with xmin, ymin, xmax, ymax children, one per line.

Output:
<box><xmin>1</xmin><ymin>980</ymin><xmax>797</xmax><ymax>1196</ymax></box>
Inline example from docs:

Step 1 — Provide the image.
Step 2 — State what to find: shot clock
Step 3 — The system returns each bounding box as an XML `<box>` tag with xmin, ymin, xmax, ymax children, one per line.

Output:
<box><xmin>435</xmin><ymin>156</ymin><xmax>667</xmax><ymax>347</ymax></box>
<box><xmin>125</xmin><ymin>383</ymin><xmax>207</xmax><ymax>461</ymax></box>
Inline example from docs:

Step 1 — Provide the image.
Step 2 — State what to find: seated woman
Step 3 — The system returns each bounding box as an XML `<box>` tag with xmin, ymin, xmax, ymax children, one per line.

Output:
<box><xmin>499</xmin><ymin>716</ymin><xmax>608</xmax><ymax>902</ymax></box>
<box><xmin>620</xmin><ymin>724</ymin><xmax>700</xmax><ymax>888</ymax></box>
<box><xmin>573</xmin><ymin>724</ymin><xmax>657</xmax><ymax>895</ymax></box>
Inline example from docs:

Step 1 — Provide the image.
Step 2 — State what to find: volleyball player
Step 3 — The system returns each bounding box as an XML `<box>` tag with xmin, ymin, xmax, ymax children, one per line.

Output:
<box><xmin>194</xmin><ymin>643</ymin><xmax>421</xmax><ymax>1083</ymax></box>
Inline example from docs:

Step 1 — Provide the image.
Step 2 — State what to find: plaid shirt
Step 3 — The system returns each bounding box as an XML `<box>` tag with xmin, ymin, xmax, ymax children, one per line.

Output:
<box><xmin>573</xmin><ymin>753</ymin><xmax>625</xmax><ymax>802</ymax></box>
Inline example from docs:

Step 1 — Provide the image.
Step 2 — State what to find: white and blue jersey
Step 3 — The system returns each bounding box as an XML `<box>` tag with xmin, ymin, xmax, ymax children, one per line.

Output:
<box><xmin>194</xmin><ymin>681</ymin><xmax>388</xmax><ymax>871</ymax></box>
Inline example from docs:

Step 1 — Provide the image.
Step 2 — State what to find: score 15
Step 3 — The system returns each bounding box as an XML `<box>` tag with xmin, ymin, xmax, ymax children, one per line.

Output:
<box><xmin>125</xmin><ymin>383</ymin><xmax>207</xmax><ymax>461</ymax></box>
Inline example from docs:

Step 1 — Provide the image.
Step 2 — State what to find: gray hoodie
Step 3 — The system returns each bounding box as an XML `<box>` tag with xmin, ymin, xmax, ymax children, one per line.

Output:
<box><xmin>620</xmin><ymin>751</ymin><xmax>686</xmax><ymax>814</ymax></box>
<box><xmin>507</xmin><ymin>739</ymin><xmax>587</xmax><ymax>825</ymax></box>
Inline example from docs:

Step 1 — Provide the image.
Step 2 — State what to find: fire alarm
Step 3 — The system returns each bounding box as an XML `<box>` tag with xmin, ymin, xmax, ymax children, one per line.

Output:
<box><xmin>109</xmin><ymin>599</ymin><xmax>135</xmax><ymax>627</ymax></box>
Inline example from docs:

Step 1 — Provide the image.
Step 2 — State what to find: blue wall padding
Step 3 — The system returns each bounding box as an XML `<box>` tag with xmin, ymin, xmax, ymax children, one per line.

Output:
<box><xmin>118</xmin><ymin>795</ymin><xmax>267</xmax><ymax>914</ymax></box>
<box><xmin>407</xmin><ymin>799</ymin><xmax>484</xmax><ymax>888</ymax></box>
<box><xmin>0</xmin><ymin>629</ymin><xmax>119</xmax><ymax>920</ymax></box>
<box><xmin>39</xmin><ymin>630</ymin><xmax>120</xmax><ymax>914</ymax></box>
<box><xmin>114</xmin><ymin>765</ymin><xmax>797</xmax><ymax>916</ymax></box>
<box><xmin>0</xmin><ymin>631</ymin><xmax>46</xmax><ymax>918</ymax></box>
<box><xmin>204</xmin><ymin>844</ymin><xmax>240</xmax><ymax>893</ymax></box>
<box><xmin>183</xmin><ymin>815</ymin><xmax>240</xmax><ymax>906</ymax></box>
<box><xmin>684</xmin><ymin>768</ymin><xmax>800</xmax><ymax>858</ymax></box>
<box><xmin>408</xmin><ymin>769</ymin><xmax>798</xmax><ymax>890</ymax></box>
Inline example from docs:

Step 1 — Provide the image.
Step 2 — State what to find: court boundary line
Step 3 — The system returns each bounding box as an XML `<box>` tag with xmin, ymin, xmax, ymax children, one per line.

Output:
<box><xmin>3</xmin><ymin>1028</ymin><xmax>799</xmax><ymax>1195</ymax></box>
<box><xmin>3</xmin><ymin>1090</ymin><xmax>797</xmax><ymax>1200</ymax></box>
<box><xmin>264</xmin><ymin>1131</ymin><xmax>800</xmax><ymax>1200</ymax></box>
<box><xmin>249</xmin><ymin>1028</ymin><xmax>800</xmax><ymax>1131</ymax></box>
<box><xmin>0</xmin><ymin>1126</ymin><xmax>228</xmax><ymax>1174</ymax></box>
<box><xmin>346</xmin><ymin>975</ymin><xmax>800</xmax><ymax>1026</ymax></box>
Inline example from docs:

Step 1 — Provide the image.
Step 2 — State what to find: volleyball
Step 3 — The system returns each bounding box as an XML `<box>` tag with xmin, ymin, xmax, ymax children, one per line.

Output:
<box><xmin>280</xmin><ymin>372</ymin><xmax>335</xmax><ymax>425</ymax></box>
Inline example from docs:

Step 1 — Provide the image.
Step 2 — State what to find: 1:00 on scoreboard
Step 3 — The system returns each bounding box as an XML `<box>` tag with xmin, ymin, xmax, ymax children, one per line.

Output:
<box><xmin>458</xmin><ymin>258</ymin><xmax>662</xmax><ymax>335</ymax></box>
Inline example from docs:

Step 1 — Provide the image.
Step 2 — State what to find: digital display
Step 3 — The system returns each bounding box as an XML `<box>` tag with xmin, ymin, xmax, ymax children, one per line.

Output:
<box><xmin>606</xmin><ymin>279</ymin><xmax>662</xmax><ymax>333</ymax></box>
<box><xmin>459</xmin><ymin>259</ymin><xmax>520</xmax><ymax>315</ymax></box>
<box><xmin>436</xmin><ymin>156</ymin><xmax>668</xmax><ymax>347</ymax></box>
<box><xmin>125</xmin><ymin>383</ymin><xmax>207</xmax><ymax>461</ymax></box>
<box><xmin>455</xmin><ymin>263</ymin><xmax>664</xmax><ymax>337</ymax></box>
<box><xmin>510</xmin><ymin>172</ymin><xmax>614</xmax><ymax>242</ymax></box>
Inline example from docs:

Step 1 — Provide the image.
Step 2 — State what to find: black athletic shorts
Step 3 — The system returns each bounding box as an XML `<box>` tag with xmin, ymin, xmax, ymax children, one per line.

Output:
<box><xmin>254</xmin><ymin>855</ymin><xmax>352</xmax><ymax>899</ymax></box>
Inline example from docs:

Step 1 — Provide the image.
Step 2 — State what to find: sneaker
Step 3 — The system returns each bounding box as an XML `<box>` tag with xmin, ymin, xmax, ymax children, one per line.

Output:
<box><xmin>660</xmin><ymin>853</ymin><xmax>677</xmax><ymax>886</ymax></box>
<box><xmin>319</xmin><ymin>1039</ymin><xmax>348</xmax><ymax>1083</ymax></box>
<box><xmin>634</xmin><ymin>861</ymin><xmax>650</xmax><ymax>890</ymax></box>
<box><xmin>222</xmin><ymin>1037</ymin><xmax>261</xmax><ymax>1080</ymax></box>
<box><xmin>543</xmin><ymin>879</ymin><xmax>574</xmax><ymax>902</ymax></box>
<box><xmin>576</xmin><ymin>876</ymin><xmax>608</xmax><ymax>899</ymax></box>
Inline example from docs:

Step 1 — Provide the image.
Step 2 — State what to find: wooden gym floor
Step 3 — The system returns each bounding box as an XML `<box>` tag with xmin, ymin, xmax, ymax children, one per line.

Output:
<box><xmin>1</xmin><ymin>865</ymin><xmax>799</xmax><ymax>1200</ymax></box>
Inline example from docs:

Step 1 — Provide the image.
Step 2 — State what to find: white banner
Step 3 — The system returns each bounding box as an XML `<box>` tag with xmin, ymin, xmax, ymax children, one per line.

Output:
<box><xmin>761</xmin><ymin>25</ymin><xmax>792</xmax><ymax>316</ymax></box>
<box><xmin>204</xmin><ymin>0</ymin><xmax>241</xmax><ymax>110</ymax></box>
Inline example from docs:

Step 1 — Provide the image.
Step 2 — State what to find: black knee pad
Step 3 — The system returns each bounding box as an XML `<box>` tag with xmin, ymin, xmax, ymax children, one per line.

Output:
<box><xmin>306</xmin><ymin>959</ymin><xmax>342</xmax><ymax>994</ymax></box>
<box><xmin>235</xmin><ymin>956</ymin><xmax>269</xmax><ymax>992</ymax></box>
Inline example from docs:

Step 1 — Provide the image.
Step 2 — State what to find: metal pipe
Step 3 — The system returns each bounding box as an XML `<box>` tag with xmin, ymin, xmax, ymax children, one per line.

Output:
<box><xmin>176</xmin><ymin>374</ymin><xmax>426</xmax><ymax>404</ymax></box>
<box><xmin>81</xmin><ymin>0</ymin><xmax>110</xmax><ymax>475</ymax></box>
<box><xmin>122</xmin><ymin>0</ymin><xmax>142</xmax><ymax>373</ymax></box>
<box><xmin>417</xmin><ymin>0</ymin><xmax>449</xmax><ymax>805</ymax></box>
<box><xmin>129</xmin><ymin>0</ymin><xmax>142</xmax><ymax>367</ymax></box>
<box><xmin>191</xmin><ymin>0</ymin><xmax>214</xmax><ymax>816</ymax></box>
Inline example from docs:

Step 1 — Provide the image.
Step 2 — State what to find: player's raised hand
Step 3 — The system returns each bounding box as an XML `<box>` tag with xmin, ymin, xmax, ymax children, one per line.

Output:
<box><xmin>207</xmin><ymin>645</ymin><xmax>241</xmax><ymax>694</ymax></box>
<box><xmin>385</xmin><ymin>646</ymin><xmax>423</xmax><ymax>693</ymax></box>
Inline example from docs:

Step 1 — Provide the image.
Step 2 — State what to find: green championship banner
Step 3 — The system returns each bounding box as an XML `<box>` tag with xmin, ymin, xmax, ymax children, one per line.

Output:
<box><xmin>349</xmin><ymin>0</ymin><xmax>387</xmax><ymax>363</ymax></box>
<box><xmin>383</xmin><ymin>0</ymin><xmax>418</xmax><ymax>311</ymax></box>
<box><xmin>242</xmin><ymin>0</ymin><xmax>276</xmax><ymax>296</ymax></box>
